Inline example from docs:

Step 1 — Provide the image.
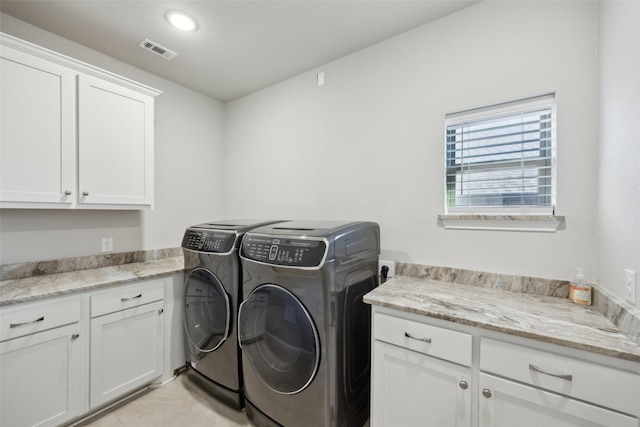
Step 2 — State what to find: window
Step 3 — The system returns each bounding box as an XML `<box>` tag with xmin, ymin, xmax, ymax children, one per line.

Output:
<box><xmin>445</xmin><ymin>94</ymin><xmax>555</xmax><ymax>214</ymax></box>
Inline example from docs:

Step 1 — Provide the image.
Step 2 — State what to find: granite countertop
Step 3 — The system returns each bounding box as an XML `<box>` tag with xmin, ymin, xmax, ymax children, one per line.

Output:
<box><xmin>0</xmin><ymin>256</ymin><xmax>185</xmax><ymax>306</ymax></box>
<box><xmin>364</xmin><ymin>275</ymin><xmax>640</xmax><ymax>363</ymax></box>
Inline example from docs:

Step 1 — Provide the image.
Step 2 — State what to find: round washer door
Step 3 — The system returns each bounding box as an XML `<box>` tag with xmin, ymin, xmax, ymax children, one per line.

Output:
<box><xmin>185</xmin><ymin>268</ymin><xmax>231</xmax><ymax>352</ymax></box>
<box><xmin>238</xmin><ymin>284</ymin><xmax>320</xmax><ymax>395</ymax></box>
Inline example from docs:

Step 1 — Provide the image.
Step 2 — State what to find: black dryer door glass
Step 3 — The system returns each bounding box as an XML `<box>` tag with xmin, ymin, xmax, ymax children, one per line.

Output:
<box><xmin>185</xmin><ymin>268</ymin><xmax>230</xmax><ymax>352</ymax></box>
<box><xmin>238</xmin><ymin>284</ymin><xmax>319</xmax><ymax>394</ymax></box>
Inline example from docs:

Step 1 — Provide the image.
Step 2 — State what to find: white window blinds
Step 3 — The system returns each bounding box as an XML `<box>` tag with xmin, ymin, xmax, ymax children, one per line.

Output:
<box><xmin>445</xmin><ymin>94</ymin><xmax>555</xmax><ymax>214</ymax></box>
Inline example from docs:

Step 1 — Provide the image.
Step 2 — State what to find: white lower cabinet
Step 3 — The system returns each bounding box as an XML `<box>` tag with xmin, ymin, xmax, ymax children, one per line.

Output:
<box><xmin>90</xmin><ymin>301</ymin><xmax>164</xmax><ymax>408</ymax></box>
<box><xmin>371</xmin><ymin>311</ymin><xmax>472</xmax><ymax>427</ymax></box>
<box><xmin>0</xmin><ymin>298</ymin><xmax>83</xmax><ymax>427</ymax></box>
<box><xmin>478</xmin><ymin>373</ymin><xmax>637</xmax><ymax>427</ymax></box>
<box><xmin>0</xmin><ymin>276</ymin><xmax>170</xmax><ymax>426</ymax></box>
<box><xmin>372</xmin><ymin>340</ymin><xmax>471</xmax><ymax>427</ymax></box>
<box><xmin>89</xmin><ymin>280</ymin><xmax>165</xmax><ymax>409</ymax></box>
<box><xmin>479</xmin><ymin>337</ymin><xmax>640</xmax><ymax>420</ymax></box>
<box><xmin>371</xmin><ymin>307</ymin><xmax>640</xmax><ymax>427</ymax></box>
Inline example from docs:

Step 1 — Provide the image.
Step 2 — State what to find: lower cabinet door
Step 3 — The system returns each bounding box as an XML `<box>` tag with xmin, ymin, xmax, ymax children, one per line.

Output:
<box><xmin>0</xmin><ymin>323</ymin><xmax>83</xmax><ymax>427</ymax></box>
<box><xmin>479</xmin><ymin>373</ymin><xmax>638</xmax><ymax>427</ymax></box>
<box><xmin>371</xmin><ymin>340</ymin><xmax>471</xmax><ymax>427</ymax></box>
<box><xmin>90</xmin><ymin>301</ymin><xmax>164</xmax><ymax>409</ymax></box>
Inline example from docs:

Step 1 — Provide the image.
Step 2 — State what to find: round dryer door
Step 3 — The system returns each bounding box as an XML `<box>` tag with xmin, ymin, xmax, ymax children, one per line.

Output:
<box><xmin>185</xmin><ymin>268</ymin><xmax>231</xmax><ymax>352</ymax></box>
<box><xmin>238</xmin><ymin>284</ymin><xmax>320</xmax><ymax>395</ymax></box>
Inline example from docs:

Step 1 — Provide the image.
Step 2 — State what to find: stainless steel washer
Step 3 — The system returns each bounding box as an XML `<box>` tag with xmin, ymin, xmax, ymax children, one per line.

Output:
<box><xmin>238</xmin><ymin>220</ymin><xmax>379</xmax><ymax>426</ymax></box>
<box><xmin>182</xmin><ymin>219</ymin><xmax>285</xmax><ymax>409</ymax></box>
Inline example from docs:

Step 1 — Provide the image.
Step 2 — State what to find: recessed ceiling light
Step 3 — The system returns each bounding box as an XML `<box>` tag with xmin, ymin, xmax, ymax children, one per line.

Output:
<box><xmin>166</xmin><ymin>10</ymin><xmax>198</xmax><ymax>32</ymax></box>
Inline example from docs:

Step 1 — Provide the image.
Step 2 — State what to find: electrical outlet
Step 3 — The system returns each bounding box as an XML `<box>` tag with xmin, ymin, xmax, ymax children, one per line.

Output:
<box><xmin>625</xmin><ymin>269</ymin><xmax>636</xmax><ymax>304</ymax></box>
<box><xmin>379</xmin><ymin>260</ymin><xmax>396</xmax><ymax>279</ymax></box>
<box><xmin>101</xmin><ymin>237</ymin><xmax>114</xmax><ymax>253</ymax></box>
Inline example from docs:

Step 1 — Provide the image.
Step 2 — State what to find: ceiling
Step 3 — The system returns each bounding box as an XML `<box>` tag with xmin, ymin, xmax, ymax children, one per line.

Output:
<box><xmin>0</xmin><ymin>1</ymin><xmax>478</xmax><ymax>102</ymax></box>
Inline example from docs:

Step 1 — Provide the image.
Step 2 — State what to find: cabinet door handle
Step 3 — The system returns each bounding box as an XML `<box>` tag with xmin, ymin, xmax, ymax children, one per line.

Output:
<box><xmin>64</xmin><ymin>190</ymin><xmax>72</xmax><ymax>195</ymax></box>
<box><xmin>71</xmin><ymin>333</ymin><xmax>80</xmax><ymax>340</ymax></box>
<box><xmin>158</xmin><ymin>308</ymin><xmax>164</xmax><ymax>315</ymax></box>
<box><xmin>404</xmin><ymin>332</ymin><xmax>432</xmax><ymax>343</ymax></box>
<box><xmin>459</xmin><ymin>380</ymin><xmax>468</xmax><ymax>390</ymax></box>
<box><xmin>482</xmin><ymin>388</ymin><xmax>492</xmax><ymax>398</ymax></box>
<box><xmin>10</xmin><ymin>316</ymin><xmax>45</xmax><ymax>328</ymax></box>
<box><xmin>82</xmin><ymin>191</ymin><xmax>89</xmax><ymax>196</ymax></box>
<box><xmin>529</xmin><ymin>364</ymin><xmax>573</xmax><ymax>381</ymax></box>
<box><xmin>121</xmin><ymin>294</ymin><xmax>142</xmax><ymax>302</ymax></box>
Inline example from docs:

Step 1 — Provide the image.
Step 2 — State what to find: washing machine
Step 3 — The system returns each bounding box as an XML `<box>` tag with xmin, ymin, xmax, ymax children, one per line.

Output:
<box><xmin>182</xmin><ymin>219</ymin><xmax>285</xmax><ymax>409</ymax></box>
<box><xmin>238</xmin><ymin>220</ymin><xmax>380</xmax><ymax>427</ymax></box>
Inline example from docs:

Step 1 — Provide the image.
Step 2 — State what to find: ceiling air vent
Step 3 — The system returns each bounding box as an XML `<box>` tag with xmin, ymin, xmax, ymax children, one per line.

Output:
<box><xmin>138</xmin><ymin>39</ymin><xmax>178</xmax><ymax>60</ymax></box>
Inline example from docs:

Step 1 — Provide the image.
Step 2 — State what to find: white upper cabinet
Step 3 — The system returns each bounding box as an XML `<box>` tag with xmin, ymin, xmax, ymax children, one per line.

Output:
<box><xmin>0</xmin><ymin>45</ymin><xmax>76</xmax><ymax>207</ymax></box>
<box><xmin>0</xmin><ymin>33</ymin><xmax>161</xmax><ymax>210</ymax></box>
<box><xmin>78</xmin><ymin>75</ymin><xmax>154</xmax><ymax>207</ymax></box>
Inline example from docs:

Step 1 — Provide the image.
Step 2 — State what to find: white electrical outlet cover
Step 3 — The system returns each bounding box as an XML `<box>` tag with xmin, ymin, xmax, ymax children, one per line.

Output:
<box><xmin>625</xmin><ymin>269</ymin><xmax>636</xmax><ymax>304</ymax></box>
<box><xmin>101</xmin><ymin>237</ymin><xmax>113</xmax><ymax>252</ymax></box>
<box><xmin>379</xmin><ymin>260</ymin><xmax>396</xmax><ymax>278</ymax></box>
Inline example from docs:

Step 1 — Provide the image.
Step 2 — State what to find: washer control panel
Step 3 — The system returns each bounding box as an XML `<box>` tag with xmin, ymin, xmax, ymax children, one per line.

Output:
<box><xmin>182</xmin><ymin>229</ymin><xmax>236</xmax><ymax>253</ymax></box>
<box><xmin>242</xmin><ymin>236</ymin><xmax>327</xmax><ymax>267</ymax></box>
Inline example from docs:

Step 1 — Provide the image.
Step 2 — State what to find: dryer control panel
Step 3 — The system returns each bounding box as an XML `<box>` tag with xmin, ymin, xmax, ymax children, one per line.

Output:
<box><xmin>182</xmin><ymin>229</ymin><xmax>237</xmax><ymax>253</ymax></box>
<box><xmin>241</xmin><ymin>236</ymin><xmax>327</xmax><ymax>267</ymax></box>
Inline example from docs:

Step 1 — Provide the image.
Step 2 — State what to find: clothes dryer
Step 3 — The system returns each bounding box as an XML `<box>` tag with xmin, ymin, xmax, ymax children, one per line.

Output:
<box><xmin>182</xmin><ymin>219</ymin><xmax>285</xmax><ymax>409</ymax></box>
<box><xmin>238</xmin><ymin>220</ymin><xmax>379</xmax><ymax>426</ymax></box>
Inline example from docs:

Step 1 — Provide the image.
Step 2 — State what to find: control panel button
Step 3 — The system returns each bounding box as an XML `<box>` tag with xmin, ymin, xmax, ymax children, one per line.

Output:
<box><xmin>269</xmin><ymin>245</ymin><xmax>278</xmax><ymax>261</ymax></box>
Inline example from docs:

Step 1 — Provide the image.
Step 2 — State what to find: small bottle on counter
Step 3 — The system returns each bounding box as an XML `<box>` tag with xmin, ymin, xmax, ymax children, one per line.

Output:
<box><xmin>569</xmin><ymin>268</ymin><xmax>592</xmax><ymax>305</ymax></box>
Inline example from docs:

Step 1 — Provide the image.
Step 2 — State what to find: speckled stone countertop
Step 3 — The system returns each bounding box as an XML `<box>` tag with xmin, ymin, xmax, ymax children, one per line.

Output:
<box><xmin>365</xmin><ymin>275</ymin><xmax>640</xmax><ymax>363</ymax></box>
<box><xmin>0</xmin><ymin>256</ymin><xmax>184</xmax><ymax>306</ymax></box>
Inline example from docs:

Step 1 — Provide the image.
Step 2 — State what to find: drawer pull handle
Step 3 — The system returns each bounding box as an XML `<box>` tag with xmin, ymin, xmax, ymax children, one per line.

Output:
<box><xmin>529</xmin><ymin>364</ymin><xmax>573</xmax><ymax>381</ymax></box>
<box><xmin>121</xmin><ymin>294</ymin><xmax>143</xmax><ymax>302</ymax></box>
<box><xmin>10</xmin><ymin>316</ymin><xmax>45</xmax><ymax>328</ymax></box>
<box><xmin>404</xmin><ymin>332</ymin><xmax>432</xmax><ymax>343</ymax></box>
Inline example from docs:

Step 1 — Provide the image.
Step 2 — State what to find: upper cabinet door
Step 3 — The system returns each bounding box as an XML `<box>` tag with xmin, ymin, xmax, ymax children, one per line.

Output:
<box><xmin>0</xmin><ymin>45</ymin><xmax>76</xmax><ymax>207</ymax></box>
<box><xmin>78</xmin><ymin>75</ymin><xmax>154</xmax><ymax>208</ymax></box>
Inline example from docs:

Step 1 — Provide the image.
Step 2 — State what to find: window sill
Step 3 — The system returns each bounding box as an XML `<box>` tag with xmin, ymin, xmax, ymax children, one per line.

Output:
<box><xmin>438</xmin><ymin>214</ymin><xmax>565</xmax><ymax>232</ymax></box>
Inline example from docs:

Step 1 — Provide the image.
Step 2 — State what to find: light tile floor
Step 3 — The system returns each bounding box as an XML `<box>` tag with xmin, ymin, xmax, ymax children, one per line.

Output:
<box><xmin>79</xmin><ymin>374</ymin><xmax>370</xmax><ymax>427</ymax></box>
<box><xmin>79</xmin><ymin>375</ymin><xmax>251</xmax><ymax>427</ymax></box>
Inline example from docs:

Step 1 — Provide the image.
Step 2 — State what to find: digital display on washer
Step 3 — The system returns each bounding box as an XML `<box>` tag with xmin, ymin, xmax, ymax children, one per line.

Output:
<box><xmin>182</xmin><ymin>230</ymin><xmax>236</xmax><ymax>253</ymax></box>
<box><xmin>242</xmin><ymin>236</ymin><xmax>327</xmax><ymax>267</ymax></box>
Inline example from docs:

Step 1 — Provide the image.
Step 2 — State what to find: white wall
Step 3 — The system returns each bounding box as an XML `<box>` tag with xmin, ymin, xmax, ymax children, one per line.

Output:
<box><xmin>0</xmin><ymin>13</ymin><xmax>227</xmax><ymax>264</ymax></box>
<box><xmin>3</xmin><ymin>2</ymin><xmax>617</xmax><ymax>294</ymax></box>
<box><xmin>597</xmin><ymin>0</ymin><xmax>640</xmax><ymax>307</ymax></box>
<box><xmin>224</xmin><ymin>1</ymin><xmax>599</xmax><ymax>281</ymax></box>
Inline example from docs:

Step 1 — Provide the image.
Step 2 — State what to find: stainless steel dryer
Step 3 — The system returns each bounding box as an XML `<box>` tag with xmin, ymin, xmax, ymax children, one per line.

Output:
<box><xmin>182</xmin><ymin>219</ymin><xmax>285</xmax><ymax>409</ymax></box>
<box><xmin>238</xmin><ymin>220</ymin><xmax>380</xmax><ymax>427</ymax></box>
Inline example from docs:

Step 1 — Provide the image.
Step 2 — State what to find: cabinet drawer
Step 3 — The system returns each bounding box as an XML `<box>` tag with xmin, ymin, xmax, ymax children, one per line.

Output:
<box><xmin>374</xmin><ymin>313</ymin><xmax>472</xmax><ymax>367</ymax></box>
<box><xmin>91</xmin><ymin>279</ymin><xmax>164</xmax><ymax>318</ymax></box>
<box><xmin>0</xmin><ymin>298</ymin><xmax>81</xmax><ymax>341</ymax></box>
<box><xmin>480</xmin><ymin>337</ymin><xmax>640</xmax><ymax>416</ymax></box>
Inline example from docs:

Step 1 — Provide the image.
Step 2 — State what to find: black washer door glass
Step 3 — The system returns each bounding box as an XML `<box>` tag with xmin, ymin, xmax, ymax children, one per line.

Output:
<box><xmin>239</xmin><ymin>284</ymin><xmax>319</xmax><ymax>394</ymax></box>
<box><xmin>185</xmin><ymin>268</ymin><xmax>230</xmax><ymax>352</ymax></box>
